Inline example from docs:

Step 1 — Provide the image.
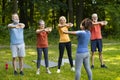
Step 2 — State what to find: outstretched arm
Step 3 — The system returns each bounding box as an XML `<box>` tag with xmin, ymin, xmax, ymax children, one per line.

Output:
<box><xmin>63</xmin><ymin>31</ymin><xmax>77</xmax><ymax>35</ymax></box>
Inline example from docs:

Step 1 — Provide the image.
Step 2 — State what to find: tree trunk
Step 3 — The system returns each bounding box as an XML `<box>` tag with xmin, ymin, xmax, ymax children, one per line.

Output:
<box><xmin>68</xmin><ymin>0</ymin><xmax>73</xmax><ymax>23</ymax></box>
<box><xmin>12</xmin><ymin>0</ymin><xmax>18</xmax><ymax>13</ymax></box>
<box><xmin>18</xmin><ymin>0</ymin><xmax>29</xmax><ymax>28</ymax></box>
<box><xmin>59</xmin><ymin>0</ymin><xmax>67</xmax><ymax>17</ymax></box>
<box><xmin>76</xmin><ymin>0</ymin><xmax>84</xmax><ymax>29</ymax></box>
<box><xmin>2</xmin><ymin>0</ymin><xmax>6</xmax><ymax>24</ymax></box>
<box><xmin>29</xmin><ymin>0</ymin><xmax>34</xmax><ymax>26</ymax></box>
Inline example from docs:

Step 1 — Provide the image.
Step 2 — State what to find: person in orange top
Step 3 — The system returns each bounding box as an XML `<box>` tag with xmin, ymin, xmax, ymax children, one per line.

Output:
<box><xmin>90</xmin><ymin>13</ymin><xmax>108</xmax><ymax>69</ymax></box>
<box><xmin>36</xmin><ymin>20</ymin><xmax>52</xmax><ymax>75</ymax></box>
<box><xmin>57</xmin><ymin>16</ymin><xmax>75</xmax><ymax>73</ymax></box>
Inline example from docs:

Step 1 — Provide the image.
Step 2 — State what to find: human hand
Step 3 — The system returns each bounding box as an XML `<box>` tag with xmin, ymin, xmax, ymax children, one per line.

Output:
<box><xmin>16</xmin><ymin>23</ymin><xmax>25</xmax><ymax>28</ymax></box>
<box><xmin>45</xmin><ymin>27</ymin><xmax>52</xmax><ymax>32</ymax></box>
<box><xmin>63</xmin><ymin>30</ymin><xmax>68</xmax><ymax>34</ymax></box>
<box><xmin>67</xmin><ymin>23</ymin><xmax>73</xmax><ymax>27</ymax></box>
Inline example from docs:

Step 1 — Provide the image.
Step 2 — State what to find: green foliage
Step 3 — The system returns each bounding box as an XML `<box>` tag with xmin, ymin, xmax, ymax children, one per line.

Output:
<box><xmin>0</xmin><ymin>26</ymin><xmax>10</xmax><ymax>45</ymax></box>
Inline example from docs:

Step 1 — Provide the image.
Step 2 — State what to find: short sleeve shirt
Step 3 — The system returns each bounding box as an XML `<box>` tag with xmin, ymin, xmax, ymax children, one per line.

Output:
<box><xmin>90</xmin><ymin>24</ymin><xmax>102</xmax><ymax>40</ymax></box>
<box><xmin>37</xmin><ymin>31</ymin><xmax>48</xmax><ymax>48</ymax></box>
<box><xmin>58</xmin><ymin>26</ymin><xmax>70</xmax><ymax>43</ymax></box>
<box><xmin>76</xmin><ymin>30</ymin><xmax>90</xmax><ymax>53</ymax></box>
<box><xmin>8</xmin><ymin>23</ymin><xmax>24</xmax><ymax>44</ymax></box>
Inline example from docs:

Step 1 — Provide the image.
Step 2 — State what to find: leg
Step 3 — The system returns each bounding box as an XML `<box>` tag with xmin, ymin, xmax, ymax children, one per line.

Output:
<box><xmin>18</xmin><ymin>43</ymin><xmax>26</xmax><ymax>75</ymax></box>
<box><xmin>66</xmin><ymin>42</ymin><xmax>74</xmax><ymax>68</ymax></box>
<box><xmin>36</xmin><ymin>48</ymin><xmax>42</xmax><ymax>74</ymax></box>
<box><xmin>12</xmin><ymin>57</ymin><xmax>17</xmax><ymax>71</ymax></box>
<box><xmin>37</xmin><ymin>48</ymin><xmax>42</xmax><ymax>69</ymax></box>
<box><xmin>83</xmin><ymin>53</ymin><xmax>92</xmax><ymax>80</ymax></box>
<box><xmin>97</xmin><ymin>39</ymin><xmax>107</xmax><ymax>68</ymax></box>
<box><xmin>75</xmin><ymin>54</ymin><xmax>83</xmax><ymax>80</ymax></box>
<box><xmin>43</xmin><ymin>48</ymin><xmax>48</xmax><ymax>68</ymax></box>
<box><xmin>91</xmin><ymin>52</ymin><xmax>95</xmax><ymax>66</ymax></box>
<box><xmin>91</xmin><ymin>40</ymin><xmax>97</xmax><ymax>68</ymax></box>
<box><xmin>58</xmin><ymin>43</ymin><xmax>65</xmax><ymax>69</ymax></box>
<box><xmin>99</xmin><ymin>52</ymin><xmax>103</xmax><ymax>65</ymax></box>
<box><xmin>10</xmin><ymin>44</ymin><xmax>18</xmax><ymax>75</ymax></box>
<box><xmin>19</xmin><ymin>57</ymin><xmax>23</xmax><ymax>71</ymax></box>
<box><xmin>43</xmin><ymin>48</ymin><xmax>51</xmax><ymax>74</ymax></box>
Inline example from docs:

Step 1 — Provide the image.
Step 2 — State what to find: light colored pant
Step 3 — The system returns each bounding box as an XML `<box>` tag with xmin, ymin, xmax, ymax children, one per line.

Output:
<box><xmin>75</xmin><ymin>52</ymin><xmax>92</xmax><ymax>80</ymax></box>
<box><xmin>10</xmin><ymin>43</ymin><xmax>25</xmax><ymax>57</ymax></box>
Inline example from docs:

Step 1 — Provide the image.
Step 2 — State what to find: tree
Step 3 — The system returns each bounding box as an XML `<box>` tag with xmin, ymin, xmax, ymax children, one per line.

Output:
<box><xmin>76</xmin><ymin>0</ymin><xmax>84</xmax><ymax>29</ymax></box>
<box><xmin>68</xmin><ymin>0</ymin><xmax>74</xmax><ymax>24</ymax></box>
<box><xmin>18</xmin><ymin>0</ymin><xmax>29</xmax><ymax>28</ymax></box>
<box><xmin>2</xmin><ymin>0</ymin><xmax>7</xmax><ymax>24</ymax></box>
<box><xmin>29</xmin><ymin>0</ymin><xmax>34</xmax><ymax>26</ymax></box>
<box><xmin>12</xmin><ymin>0</ymin><xmax>18</xmax><ymax>13</ymax></box>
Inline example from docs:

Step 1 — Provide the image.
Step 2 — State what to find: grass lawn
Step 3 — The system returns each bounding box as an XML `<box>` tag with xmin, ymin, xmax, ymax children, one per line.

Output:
<box><xmin>0</xmin><ymin>38</ymin><xmax>120</xmax><ymax>80</ymax></box>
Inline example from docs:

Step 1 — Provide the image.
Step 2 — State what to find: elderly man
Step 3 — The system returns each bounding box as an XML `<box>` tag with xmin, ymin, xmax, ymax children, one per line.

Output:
<box><xmin>90</xmin><ymin>13</ymin><xmax>108</xmax><ymax>69</ymax></box>
<box><xmin>8</xmin><ymin>13</ymin><xmax>25</xmax><ymax>75</ymax></box>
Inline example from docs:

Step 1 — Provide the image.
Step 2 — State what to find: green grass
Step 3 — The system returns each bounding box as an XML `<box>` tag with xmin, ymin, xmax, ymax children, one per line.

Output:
<box><xmin>0</xmin><ymin>36</ymin><xmax>120</xmax><ymax>80</ymax></box>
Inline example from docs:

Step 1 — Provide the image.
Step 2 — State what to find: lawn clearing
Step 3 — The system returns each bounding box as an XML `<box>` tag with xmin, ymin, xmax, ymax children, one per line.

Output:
<box><xmin>0</xmin><ymin>41</ymin><xmax>120</xmax><ymax>80</ymax></box>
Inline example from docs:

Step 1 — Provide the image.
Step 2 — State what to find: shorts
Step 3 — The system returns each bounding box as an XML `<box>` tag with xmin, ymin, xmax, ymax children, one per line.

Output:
<box><xmin>91</xmin><ymin>39</ymin><xmax>102</xmax><ymax>53</ymax></box>
<box><xmin>10</xmin><ymin>43</ymin><xmax>25</xmax><ymax>57</ymax></box>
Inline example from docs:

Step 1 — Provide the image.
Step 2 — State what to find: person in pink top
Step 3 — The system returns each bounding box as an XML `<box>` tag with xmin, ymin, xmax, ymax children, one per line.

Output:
<box><xmin>90</xmin><ymin>13</ymin><xmax>108</xmax><ymax>69</ymax></box>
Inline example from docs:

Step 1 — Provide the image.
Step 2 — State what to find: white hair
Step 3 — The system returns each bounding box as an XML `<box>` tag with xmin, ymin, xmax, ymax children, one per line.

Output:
<box><xmin>39</xmin><ymin>20</ymin><xmax>45</xmax><ymax>25</ymax></box>
<box><xmin>92</xmin><ymin>13</ymin><xmax>98</xmax><ymax>17</ymax></box>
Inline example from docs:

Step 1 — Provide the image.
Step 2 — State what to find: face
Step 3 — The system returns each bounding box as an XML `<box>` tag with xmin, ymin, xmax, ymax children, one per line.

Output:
<box><xmin>59</xmin><ymin>16</ymin><xmax>66</xmax><ymax>24</ymax></box>
<box><xmin>12</xmin><ymin>14</ymin><xmax>19</xmax><ymax>24</ymax></box>
<box><xmin>39</xmin><ymin>21</ymin><xmax>45</xmax><ymax>29</ymax></box>
<box><xmin>92</xmin><ymin>14</ymin><xmax>98</xmax><ymax>22</ymax></box>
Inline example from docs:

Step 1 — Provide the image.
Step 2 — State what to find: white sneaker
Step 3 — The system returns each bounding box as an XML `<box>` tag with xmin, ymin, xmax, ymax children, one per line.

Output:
<box><xmin>71</xmin><ymin>67</ymin><xmax>75</xmax><ymax>72</ymax></box>
<box><xmin>57</xmin><ymin>69</ymin><xmax>60</xmax><ymax>73</ymax></box>
<box><xmin>36</xmin><ymin>69</ymin><xmax>40</xmax><ymax>75</ymax></box>
<box><xmin>47</xmin><ymin>68</ymin><xmax>51</xmax><ymax>74</ymax></box>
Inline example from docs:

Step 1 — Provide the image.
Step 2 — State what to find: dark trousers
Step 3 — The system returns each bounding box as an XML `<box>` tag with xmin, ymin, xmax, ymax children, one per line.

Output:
<box><xmin>58</xmin><ymin>42</ymin><xmax>74</xmax><ymax>69</ymax></box>
<box><xmin>37</xmin><ymin>48</ymin><xmax>48</xmax><ymax>68</ymax></box>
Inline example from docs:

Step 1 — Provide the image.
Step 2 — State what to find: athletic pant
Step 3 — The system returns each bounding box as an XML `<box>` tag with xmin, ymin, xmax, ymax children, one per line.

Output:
<box><xmin>37</xmin><ymin>48</ymin><xmax>49</xmax><ymax>68</ymax></box>
<box><xmin>58</xmin><ymin>42</ymin><xmax>73</xmax><ymax>69</ymax></box>
<box><xmin>75</xmin><ymin>52</ymin><xmax>92</xmax><ymax>80</ymax></box>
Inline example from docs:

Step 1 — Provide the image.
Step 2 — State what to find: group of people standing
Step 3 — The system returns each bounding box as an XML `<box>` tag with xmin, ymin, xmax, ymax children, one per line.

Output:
<box><xmin>8</xmin><ymin>13</ymin><xmax>108</xmax><ymax>80</ymax></box>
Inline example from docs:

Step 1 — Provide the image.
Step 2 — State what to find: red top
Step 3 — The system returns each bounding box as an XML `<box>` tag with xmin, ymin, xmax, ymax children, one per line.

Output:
<box><xmin>37</xmin><ymin>31</ymin><xmax>48</xmax><ymax>48</ymax></box>
<box><xmin>90</xmin><ymin>24</ymin><xmax>102</xmax><ymax>40</ymax></box>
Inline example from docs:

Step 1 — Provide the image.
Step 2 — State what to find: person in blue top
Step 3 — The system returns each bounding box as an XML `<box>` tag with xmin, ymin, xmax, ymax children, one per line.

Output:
<box><xmin>63</xmin><ymin>18</ymin><xmax>93</xmax><ymax>80</ymax></box>
<box><xmin>8</xmin><ymin>13</ymin><xmax>25</xmax><ymax>76</ymax></box>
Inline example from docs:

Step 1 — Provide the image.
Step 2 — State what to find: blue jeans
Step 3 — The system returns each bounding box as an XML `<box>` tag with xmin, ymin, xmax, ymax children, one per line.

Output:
<box><xmin>37</xmin><ymin>48</ymin><xmax>49</xmax><ymax>68</ymax></box>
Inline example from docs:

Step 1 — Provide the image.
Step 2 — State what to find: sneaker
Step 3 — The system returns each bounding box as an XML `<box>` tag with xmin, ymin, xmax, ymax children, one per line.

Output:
<box><xmin>36</xmin><ymin>69</ymin><xmax>40</xmax><ymax>75</ymax></box>
<box><xmin>71</xmin><ymin>67</ymin><xmax>75</xmax><ymax>72</ymax></box>
<box><xmin>57</xmin><ymin>69</ymin><xmax>60</xmax><ymax>73</ymax></box>
<box><xmin>14</xmin><ymin>71</ymin><xmax>18</xmax><ymax>75</ymax></box>
<box><xmin>91</xmin><ymin>65</ymin><xmax>94</xmax><ymax>69</ymax></box>
<box><xmin>47</xmin><ymin>69</ymin><xmax>51</xmax><ymax>74</ymax></box>
<box><xmin>101</xmin><ymin>64</ymin><xmax>107</xmax><ymax>68</ymax></box>
<box><xmin>20</xmin><ymin>71</ymin><xmax>24</xmax><ymax>76</ymax></box>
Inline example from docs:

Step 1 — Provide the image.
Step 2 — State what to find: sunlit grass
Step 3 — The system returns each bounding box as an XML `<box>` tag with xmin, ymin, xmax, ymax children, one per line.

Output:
<box><xmin>0</xmin><ymin>39</ymin><xmax>120</xmax><ymax>80</ymax></box>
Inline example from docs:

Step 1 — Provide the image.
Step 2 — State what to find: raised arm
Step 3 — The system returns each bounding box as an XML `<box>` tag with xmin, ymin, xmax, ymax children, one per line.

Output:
<box><xmin>8</xmin><ymin>24</ymin><xmax>16</xmax><ymax>28</ymax></box>
<box><xmin>17</xmin><ymin>23</ymin><xmax>25</xmax><ymax>28</ymax></box>
<box><xmin>8</xmin><ymin>23</ymin><xmax>25</xmax><ymax>28</ymax></box>
<box><xmin>92</xmin><ymin>21</ymin><xmax>108</xmax><ymax>26</ymax></box>
<box><xmin>36</xmin><ymin>27</ymin><xmax>52</xmax><ymax>34</ymax></box>
<box><xmin>36</xmin><ymin>29</ymin><xmax>45</xmax><ymax>34</ymax></box>
<box><xmin>58</xmin><ymin>23</ymin><xmax>73</xmax><ymax>28</ymax></box>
